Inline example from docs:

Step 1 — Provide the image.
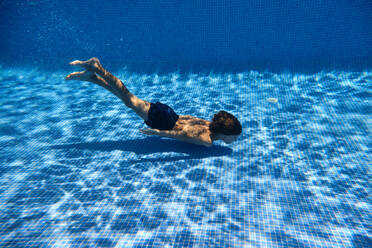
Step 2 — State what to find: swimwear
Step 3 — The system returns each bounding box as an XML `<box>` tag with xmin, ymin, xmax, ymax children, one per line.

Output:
<box><xmin>145</xmin><ymin>102</ymin><xmax>179</xmax><ymax>130</ymax></box>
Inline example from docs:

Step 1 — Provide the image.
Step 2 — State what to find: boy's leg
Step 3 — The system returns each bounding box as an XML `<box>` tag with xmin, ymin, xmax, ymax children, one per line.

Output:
<box><xmin>69</xmin><ymin>58</ymin><xmax>151</xmax><ymax>121</ymax></box>
<box><xmin>66</xmin><ymin>70</ymin><xmax>122</xmax><ymax>99</ymax></box>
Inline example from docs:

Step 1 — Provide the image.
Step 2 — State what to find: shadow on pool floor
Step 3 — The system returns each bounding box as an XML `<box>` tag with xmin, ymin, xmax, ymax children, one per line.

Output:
<box><xmin>49</xmin><ymin>136</ymin><xmax>233</xmax><ymax>163</ymax></box>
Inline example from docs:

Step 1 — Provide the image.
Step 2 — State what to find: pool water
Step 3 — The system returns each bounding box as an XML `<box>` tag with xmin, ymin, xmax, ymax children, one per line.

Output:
<box><xmin>0</xmin><ymin>68</ymin><xmax>370</xmax><ymax>247</ymax></box>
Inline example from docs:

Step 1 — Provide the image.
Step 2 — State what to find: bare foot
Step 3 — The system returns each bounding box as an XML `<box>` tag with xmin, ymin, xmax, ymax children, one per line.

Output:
<box><xmin>65</xmin><ymin>70</ymin><xmax>96</xmax><ymax>81</ymax></box>
<box><xmin>69</xmin><ymin>57</ymin><xmax>102</xmax><ymax>72</ymax></box>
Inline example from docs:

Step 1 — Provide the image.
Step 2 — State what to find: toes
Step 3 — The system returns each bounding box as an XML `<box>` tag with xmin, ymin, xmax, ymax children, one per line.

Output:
<box><xmin>66</xmin><ymin>71</ymin><xmax>95</xmax><ymax>81</ymax></box>
<box><xmin>65</xmin><ymin>71</ymin><xmax>81</xmax><ymax>80</ymax></box>
<box><xmin>69</xmin><ymin>60</ymin><xmax>83</xmax><ymax>66</ymax></box>
<box><xmin>69</xmin><ymin>58</ymin><xmax>101</xmax><ymax>71</ymax></box>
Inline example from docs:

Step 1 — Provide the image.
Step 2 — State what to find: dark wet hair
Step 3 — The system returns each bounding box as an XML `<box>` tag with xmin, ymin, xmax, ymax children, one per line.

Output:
<box><xmin>209</xmin><ymin>110</ymin><xmax>242</xmax><ymax>135</ymax></box>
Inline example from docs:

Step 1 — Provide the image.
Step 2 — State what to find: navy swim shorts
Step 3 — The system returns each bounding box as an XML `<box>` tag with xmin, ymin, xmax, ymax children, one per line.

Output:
<box><xmin>144</xmin><ymin>102</ymin><xmax>179</xmax><ymax>130</ymax></box>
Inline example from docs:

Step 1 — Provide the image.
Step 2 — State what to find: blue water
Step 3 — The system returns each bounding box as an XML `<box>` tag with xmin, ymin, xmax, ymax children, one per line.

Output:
<box><xmin>0</xmin><ymin>68</ymin><xmax>370</xmax><ymax>247</ymax></box>
<box><xmin>1</xmin><ymin>0</ymin><xmax>372</xmax><ymax>247</ymax></box>
<box><xmin>1</xmin><ymin>0</ymin><xmax>371</xmax><ymax>71</ymax></box>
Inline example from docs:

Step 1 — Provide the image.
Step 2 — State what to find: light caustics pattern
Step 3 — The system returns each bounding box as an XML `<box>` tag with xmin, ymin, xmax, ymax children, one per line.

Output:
<box><xmin>0</xmin><ymin>68</ymin><xmax>371</xmax><ymax>247</ymax></box>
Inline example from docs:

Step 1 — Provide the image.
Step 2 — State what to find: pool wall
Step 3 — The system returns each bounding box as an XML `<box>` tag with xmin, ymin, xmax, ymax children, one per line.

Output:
<box><xmin>0</xmin><ymin>0</ymin><xmax>371</xmax><ymax>72</ymax></box>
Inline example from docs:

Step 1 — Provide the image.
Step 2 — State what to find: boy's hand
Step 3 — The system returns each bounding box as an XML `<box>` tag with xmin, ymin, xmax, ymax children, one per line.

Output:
<box><xmin>140</xmin><ymin>128</ymin><xmax>160</xmax><ymax>135</ymax></box>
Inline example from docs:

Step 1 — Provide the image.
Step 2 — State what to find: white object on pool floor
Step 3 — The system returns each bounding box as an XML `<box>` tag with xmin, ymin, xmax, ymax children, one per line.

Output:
<box><xmin>267</xmin><ymin>97</ymin><xmax>278</xmax><ymax>103</ymax></box>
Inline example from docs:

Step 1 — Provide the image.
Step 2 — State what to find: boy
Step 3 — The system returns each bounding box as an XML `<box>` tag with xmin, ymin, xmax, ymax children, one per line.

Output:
<box><xmin>66</xmin><ymin>58</ymin><xmax>242</xmax><ymax>147</ymax></box>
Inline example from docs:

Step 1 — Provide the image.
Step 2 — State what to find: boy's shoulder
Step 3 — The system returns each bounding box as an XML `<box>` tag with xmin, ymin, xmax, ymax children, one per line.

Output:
<box><xmin>178</xmin><ymin>115</ymin><xmax>210</xmax><ymax>125</ymax></box>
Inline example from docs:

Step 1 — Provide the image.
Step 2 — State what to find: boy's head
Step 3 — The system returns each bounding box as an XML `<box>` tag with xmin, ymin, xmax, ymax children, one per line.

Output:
<box><xmin>209</xmin><ymin>111</ymin><xmax>242</xmax><ymax>143</ymax></box>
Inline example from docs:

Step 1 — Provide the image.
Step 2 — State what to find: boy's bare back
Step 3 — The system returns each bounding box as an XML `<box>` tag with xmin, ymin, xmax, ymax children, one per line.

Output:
<box><xmin>173</xmin><ymin>115</ymin><xmax>212</xmax><ymax>142</ymax></box>
<box><xmin>141</xmin><ymin>115</ymin><xmax>213</xmax><ymax>147</ymax></box>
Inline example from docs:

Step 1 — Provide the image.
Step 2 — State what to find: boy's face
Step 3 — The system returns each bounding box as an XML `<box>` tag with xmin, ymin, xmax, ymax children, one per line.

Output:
<box><xmin>221</xmin><ymin>134</ymin><xmax>239</xmax><ymax>144</ymax></box>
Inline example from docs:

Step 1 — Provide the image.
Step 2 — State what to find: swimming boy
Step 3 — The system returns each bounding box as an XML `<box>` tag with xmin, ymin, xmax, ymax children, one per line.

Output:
<box><xmin>66</xmin><ymin>58</ymin><xmax>242</xmax><ymax>147</ymax></box>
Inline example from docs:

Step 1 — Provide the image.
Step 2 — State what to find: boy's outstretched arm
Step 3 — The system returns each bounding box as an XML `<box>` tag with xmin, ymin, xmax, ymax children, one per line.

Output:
<box><xmin>140</xmin><ymin>129</ymin><xmax>213</xmax><ymax>147</ymax></box>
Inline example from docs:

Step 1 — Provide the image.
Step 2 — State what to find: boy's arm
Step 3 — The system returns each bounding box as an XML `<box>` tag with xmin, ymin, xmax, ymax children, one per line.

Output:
<box><xmin>140</xmin><ymin>129</ymin><xmax>212</xmax><ymax>147</ymax></box>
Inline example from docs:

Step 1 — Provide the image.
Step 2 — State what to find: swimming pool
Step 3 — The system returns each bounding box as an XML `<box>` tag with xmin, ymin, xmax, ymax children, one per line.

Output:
<box><xmin>0</xmin><ymin>1</ymin><xmax>371</xmax><ymax>248</ymax></box>
<box><xmin>0</xmin><ymin>68</ymin><xmax>370</xmax><ymax>247</ymax></box>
